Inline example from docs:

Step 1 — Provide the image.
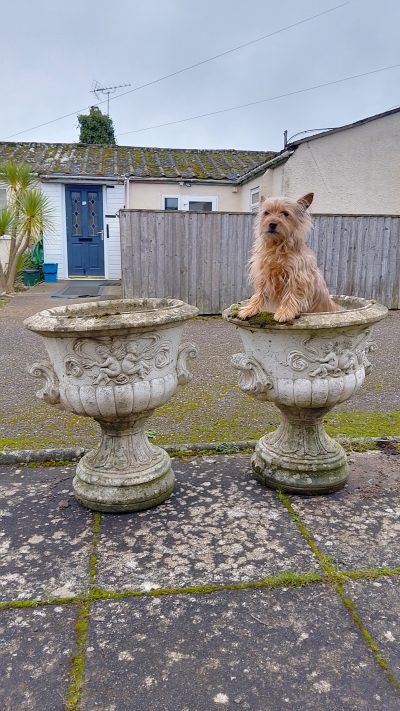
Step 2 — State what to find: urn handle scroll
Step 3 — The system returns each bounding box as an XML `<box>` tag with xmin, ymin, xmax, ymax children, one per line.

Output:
<box><xmin>176</xmin><ymin>342</ymin><xmax>198</xmax><ymax>385</ymax></box>
<box><xmin>231</xmin><ymin>352</ymin><xmax>274</xmax><ymax>395</ymax></box>
<box><xmin>29</xmin><ymin>360</ymin><xmax>60</xmax><ymax>405</ymax></box>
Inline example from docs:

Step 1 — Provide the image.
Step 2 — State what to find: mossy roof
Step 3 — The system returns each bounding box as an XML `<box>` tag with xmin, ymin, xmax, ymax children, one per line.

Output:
<box><xmin>0</xmin><ymin>142</ymin><xmax>275</xmax><ymax>182</ymax></box>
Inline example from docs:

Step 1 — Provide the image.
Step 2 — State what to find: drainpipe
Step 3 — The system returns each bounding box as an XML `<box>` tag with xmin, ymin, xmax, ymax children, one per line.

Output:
<box><xmin>124</xmin><ymin>176</ymin><xmax>130</xmax><ymax>209</ymax></box>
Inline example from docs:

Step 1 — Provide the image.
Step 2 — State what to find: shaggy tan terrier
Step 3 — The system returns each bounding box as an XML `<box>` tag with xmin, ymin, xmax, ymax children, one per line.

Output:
<box><xmin>238</xmin><ymin>192</ymin><xmax>338</xmax><ymax>323</ymax></box>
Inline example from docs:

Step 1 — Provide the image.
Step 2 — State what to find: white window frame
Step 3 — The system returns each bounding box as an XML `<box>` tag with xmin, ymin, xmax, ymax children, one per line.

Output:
<box><xmin>162</xmin><ymin>195</ymin><xmax>180</xmax><ymax>211</ymax></box>
<box><xmin>183</xmin><ymin>195</ymin><xmax>217</xmax><ymax>212</ymax></box>
<box><xmin>162</xmin><ymin>194</ymin><xmax>218</xmax><ymax>211</ymax></box>
<box><xmin>250</xmin><ymin>186</ymin><xmax>260</xmax><ymax>212</ymax></box>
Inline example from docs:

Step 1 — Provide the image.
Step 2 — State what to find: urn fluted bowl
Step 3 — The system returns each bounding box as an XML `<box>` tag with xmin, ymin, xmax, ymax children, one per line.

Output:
<box><xmin>24</xmin><ymin>298</ymin><xmax>198</xmax><ymax>512</ymax></box>
<box><xmin>223</xmin><ymin>296</ymin><xmax>387</xmax><ymax>494</ymax></box>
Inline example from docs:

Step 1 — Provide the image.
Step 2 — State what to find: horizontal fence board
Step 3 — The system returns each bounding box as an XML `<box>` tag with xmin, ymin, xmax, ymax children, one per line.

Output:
<box><xmin>120</xmin><ymin>210</ymin><xmax>400</xmax><ymax>313</ymax></box>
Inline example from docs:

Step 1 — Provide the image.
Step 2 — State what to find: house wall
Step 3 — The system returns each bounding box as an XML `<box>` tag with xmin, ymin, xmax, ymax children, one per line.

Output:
<box><xmin>129</xmin><ymin>181</ymin><xmax>242</xmax><ymax>211</ymax></box>
<box><xmin>41</xmin><ymin>181</ymin><xmax>124</xmax><ymax>279</ymax></box>
<box><xmin>260</xmin><ymin>112</ymin><xmax>400</xmax><ymax>214</ymax></box>
<box><xmin>0</xmin><ymin>237</ymin><xmax>10</xmax><ymax>270</ymax></box>
<box><xmin>41</xmin><ymin>182</ymin><xmax>67</xmax><ymax>278</ymax></box>
<box><xmin>239</xmin><ymin>176</ymin><xmax>263</xmax><ymax>212</ymax></box>
<box><xmin>105</xmin><ymin>184</ymin><xmax>124</xmax><ymax>279</ymax></box>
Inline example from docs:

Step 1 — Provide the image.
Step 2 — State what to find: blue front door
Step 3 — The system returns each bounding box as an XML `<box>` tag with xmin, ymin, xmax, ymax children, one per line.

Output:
<box><xmin>66</xmin><ymin>185</ymin><xmax>104</xmax><ymax>277</ymax></box>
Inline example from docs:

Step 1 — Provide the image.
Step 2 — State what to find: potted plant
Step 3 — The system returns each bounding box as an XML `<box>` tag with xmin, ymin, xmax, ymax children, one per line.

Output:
<box><xmin>18</xmin><ymin>249</ymin><xmax>42</xmax><ymax>287</ymax></box>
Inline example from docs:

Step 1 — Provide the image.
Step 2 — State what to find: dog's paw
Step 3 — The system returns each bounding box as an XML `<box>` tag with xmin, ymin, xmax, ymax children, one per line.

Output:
<box><xmin>237</xmin><ymin>308</ymin><xmax>251</xmax><ymax>320</ymax></box>
<box><xmin>273</xmin><ymin>310</ymin><xmax>296</xmax><ymax>323</ymax></box>
<box><xmin>238</xmin><ymin>305</ymin><xmax>257</xmax><ymax>320</ymax></box>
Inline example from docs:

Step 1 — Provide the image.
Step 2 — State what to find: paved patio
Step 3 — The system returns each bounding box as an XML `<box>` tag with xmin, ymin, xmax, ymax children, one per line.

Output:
<box><xmin>1</xmin><ymin>452</ymin><xmax>399</xmax><ymax>710</ymax></box>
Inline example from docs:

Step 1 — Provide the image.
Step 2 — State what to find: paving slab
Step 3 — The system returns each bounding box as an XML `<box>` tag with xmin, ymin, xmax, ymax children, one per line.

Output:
<box><xmin>82</xmin><ymin>585</ymin><xmax>398</xmax><ymax>711</ymax></box>
<box><xmin>345</xmin><ymin>577</ymin><xmax>400</xmax><ymax>677</ymax></box>
<box><xmin>0</xmin><ymin>465</ymin><xmax>92</xmax><ymax>601</ymax></box>
<box><xmin>0</xmin><ymin>604</ymin><xmax>78</xmax><ymax>711</ymax></box>
<box><xmin>95</xmin><ymin>456</ymin><xmax>319</xmax><ymax>592</ymax></box>
<box><xmin>288</xmin><ymin>451</ymin><xmax>400</xmax><ymax>570</ymax></box>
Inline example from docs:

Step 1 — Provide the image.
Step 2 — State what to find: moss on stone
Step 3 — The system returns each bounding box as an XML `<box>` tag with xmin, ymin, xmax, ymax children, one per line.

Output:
<box><xmin>27</xmin><ymin>459</ymin><xmax>73</xmax><ymax>468</ymax></box>
<box><xmin>65</xmin><ymin>601</ymin><xmax>91</xmax><ymax>711</ymax></box>
<box><xmin>246</xmin><ymin>311</ymin><xmax>275</xmax><ymax>326</ymax></box>
<box><xmin>336</xmin><ymin>583</ymin><xmax>400</xmax><ymax>688</ymax></box>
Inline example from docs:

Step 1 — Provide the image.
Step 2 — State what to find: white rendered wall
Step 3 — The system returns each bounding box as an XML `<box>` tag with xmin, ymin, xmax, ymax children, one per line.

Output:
<box><xmin>261</xmin><ymin>112</ymin><xmax>400</xmax><ymax>214</ymax></box>
<box><xmin>129</xmin><ymin>181</ymin><xmax>242</xmax><ymax>211</ymax></box>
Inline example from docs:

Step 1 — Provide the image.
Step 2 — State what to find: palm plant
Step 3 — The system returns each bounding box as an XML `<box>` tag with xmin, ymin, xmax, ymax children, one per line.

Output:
<box><xmin>0</xmin><ymin>161</ymin><xmax>53</xmax><ymax>294</ymax></box>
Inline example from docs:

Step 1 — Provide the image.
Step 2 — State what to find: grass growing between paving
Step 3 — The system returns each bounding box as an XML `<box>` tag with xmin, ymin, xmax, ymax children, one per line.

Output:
<box><xmin>0</xmin><ymin>399</ymin><xmax>400</xmax><ymax>451</ymax></box>
<box><xmin>277</xmin><ymin>491</ymin><xmax>400</xmax><ymax>690</ymax></box>
<box><xmin>65</xmin><ymin>512</ymin><xmax>101</xmax><ymax>711</ymax></box>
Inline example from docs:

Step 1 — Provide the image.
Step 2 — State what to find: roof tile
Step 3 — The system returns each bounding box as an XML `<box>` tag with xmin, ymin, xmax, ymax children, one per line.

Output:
<box><xmin>0</xmin><ymin>142</ymin><xmax>274</xmax><ymax>182</ymax></box>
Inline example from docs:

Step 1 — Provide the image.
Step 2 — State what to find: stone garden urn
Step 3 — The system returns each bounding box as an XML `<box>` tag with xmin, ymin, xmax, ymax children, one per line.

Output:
<box><xmin>223</xmin><ymin>296</ymin><xmax>387</xmax><ymax>494</ymax></box>
<box><xmin>24</xmin><ymin>298</ymin><xmax>198</xmax><ymax>512</ymax></box>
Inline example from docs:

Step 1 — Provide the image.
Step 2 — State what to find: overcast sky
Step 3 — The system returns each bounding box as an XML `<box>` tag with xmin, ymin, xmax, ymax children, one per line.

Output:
<box><xmin>2</xmin><ymin>0</ymin><xmax>399</xmax><ymax>152</ymax></box>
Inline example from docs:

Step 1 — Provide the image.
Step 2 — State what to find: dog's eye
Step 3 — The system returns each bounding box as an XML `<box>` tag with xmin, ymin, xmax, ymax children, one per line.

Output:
<box><xmin>281</xmin><ymin>211</ymin><xmax>289</xmax><ymax>217</ymax></box>
<box><xmin>264</xmin><ymin>211</ymin><xmax>270</xmax><ymax>216</ymax></box>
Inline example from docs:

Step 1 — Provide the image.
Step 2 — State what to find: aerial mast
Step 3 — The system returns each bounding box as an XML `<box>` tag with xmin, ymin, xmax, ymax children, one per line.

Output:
<box><xmin>91</xmin><ymin>80</ymin><xmax>131</xmax><ymax>116</ymax></box>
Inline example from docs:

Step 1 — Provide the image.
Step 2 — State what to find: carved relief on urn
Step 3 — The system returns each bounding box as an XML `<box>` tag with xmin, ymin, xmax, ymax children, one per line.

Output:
<box><xmin>223</xmin><ymin>296</ymin><xmax>387</xmax><ymax>494</ymax></box>
<box><xmin>25</xmin><ymin>298</ymin><xmax>198</xmax><ymax>512</ymax></box>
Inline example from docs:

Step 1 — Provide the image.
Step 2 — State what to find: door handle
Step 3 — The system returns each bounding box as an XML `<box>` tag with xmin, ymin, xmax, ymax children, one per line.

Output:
<box><xmin>98</xmin><ymin>230</ymin><xmax>104</xmax><ymax>241</ymax></box>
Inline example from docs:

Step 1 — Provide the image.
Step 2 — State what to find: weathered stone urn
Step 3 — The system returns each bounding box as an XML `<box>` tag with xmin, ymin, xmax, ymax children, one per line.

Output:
<box><xmin>24</xmin><ymin>298</ymin><xmax>198</xmax><ymax>512</ymax></box>
<box><xmin>223</xmin><ymin>296</ymin><xmax>387</xmax><ymax>494</ymax></box>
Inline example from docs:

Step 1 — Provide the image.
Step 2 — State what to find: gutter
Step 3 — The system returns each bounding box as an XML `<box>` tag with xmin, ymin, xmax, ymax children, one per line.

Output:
<box><xmin>128</xmin><ymin>176</ymin><xmax>239</xmax><ymax>186</ymax></box>
<box><xmin>40</xmin><ymin>174</ymin><xmax>124</xmax><ymax>184</ymax></box>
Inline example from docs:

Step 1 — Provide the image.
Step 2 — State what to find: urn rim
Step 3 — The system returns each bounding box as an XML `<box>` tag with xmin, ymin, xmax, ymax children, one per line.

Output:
<box><xmin>24</xmin><ymin>298</ymin><xmax>199</xmax><ymax>335</ymax></box>
<box><xmin>223</xmin><ymin>295</ymin><xmax>387</xmax><ymax>330</ymax></box>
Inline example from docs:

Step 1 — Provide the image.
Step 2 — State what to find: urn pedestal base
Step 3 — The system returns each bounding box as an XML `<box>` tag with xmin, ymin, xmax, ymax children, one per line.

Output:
<box><xmin>72</xmin><ymin>416</ymin><xmax>175</xmax><ymax>512</ymax></box>
<box><xmin>251</xmin><ymin>406</ymin><xmax>348</xmax><ymax>495</ymax></box>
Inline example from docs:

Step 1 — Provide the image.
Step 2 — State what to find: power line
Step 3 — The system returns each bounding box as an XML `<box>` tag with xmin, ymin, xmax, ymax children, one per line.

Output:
<box><xmin>2</xmin><ymin>2</ymin><xmax>349</xmax><ymax>141</ymax></box>
<box><xmin>117</xmin><ymin>63</ymin><xmax>400</xmax><ymax>137</ymax></box>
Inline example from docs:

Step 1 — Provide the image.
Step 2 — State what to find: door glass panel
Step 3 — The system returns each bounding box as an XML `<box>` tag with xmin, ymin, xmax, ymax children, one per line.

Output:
<box><xmin>189</xmin><ymin>201</ymin><xmax>212</xmax><ymax>212</ymax></box>
<box><xmin>71</xmin><ymin>192</ymin><xmax>82</xmax><ymax>235</ymax></box>
<box><xmin>88</xmin><ymin>192</ymin><xmax>98</xmax><ymax>236</ymax></box>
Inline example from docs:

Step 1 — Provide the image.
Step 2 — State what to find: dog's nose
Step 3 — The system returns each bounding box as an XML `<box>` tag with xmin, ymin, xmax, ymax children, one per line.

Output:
<box><xmin>269</xmin><ymin>222</ymin><xmax>277</xmax><ymax>232</ymax></box>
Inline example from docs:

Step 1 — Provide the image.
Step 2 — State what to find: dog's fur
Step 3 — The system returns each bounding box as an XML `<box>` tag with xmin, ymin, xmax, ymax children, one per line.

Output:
<box><xmin>238</xmin><ymin>193</ymin><xmax>338</xmax><ymax>323</ymax></box>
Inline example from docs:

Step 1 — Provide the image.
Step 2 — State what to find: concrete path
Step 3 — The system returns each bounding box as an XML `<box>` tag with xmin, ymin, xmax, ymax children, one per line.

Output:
<box><xmin>1</xmin><ymin>452</ymin><xmax>399</xmax><ymax>709</ymax></box>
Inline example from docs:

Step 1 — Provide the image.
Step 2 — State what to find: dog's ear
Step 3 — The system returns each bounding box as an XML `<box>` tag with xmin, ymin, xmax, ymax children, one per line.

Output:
<box><xmin>297</xmin><ymin>193</ymin><xmax>314</xmax><ymax>209</ymax></box>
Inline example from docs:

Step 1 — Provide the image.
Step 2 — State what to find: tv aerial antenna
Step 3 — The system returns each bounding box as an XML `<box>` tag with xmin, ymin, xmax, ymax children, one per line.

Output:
<box><xmin>91</xmin><ymin>80</ymin><xmax>131</xmax><ymax>116</ymax></box>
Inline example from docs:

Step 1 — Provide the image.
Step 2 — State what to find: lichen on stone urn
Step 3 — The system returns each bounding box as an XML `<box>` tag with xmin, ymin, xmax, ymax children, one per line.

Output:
<box><xmin>223</xmin><ymin>296</ymin><xmax>388</xmax><ymax>494</ymax></box>
<box><xmin>24</xmin><ymin>298</ymin><xmax>198</xmax><ymax>512</ymax></box>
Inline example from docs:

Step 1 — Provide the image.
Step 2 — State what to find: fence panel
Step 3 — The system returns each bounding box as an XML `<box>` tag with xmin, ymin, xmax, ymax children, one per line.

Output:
<box><xmin>120</xmin><ymin>210</ymin><xmax>400</xmax><ymax>313</ymax></box>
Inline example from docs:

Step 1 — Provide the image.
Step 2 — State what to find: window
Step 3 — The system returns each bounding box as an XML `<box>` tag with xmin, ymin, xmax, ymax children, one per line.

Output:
<box><xmin>164</xmin><ymin>197</ymin><xmax>179</xmax><ymax>210</ymax></box>
<box><xmin>250</xmin><ymin>187</ymin><xmax>260</xmax><ymax>212</ymax></box>
<box><xmin>188</xmin><ymin>201</ymin><xmax>212</xmax><ymax>212</ymax></box>
<box><xmin>0</xmin><ymin>188</ymin><xmax>6</xmax><ymax>212</ymax></box>
<box><xmin>162</xmin><ymin>194</ymin><xmax>217</xmax><ymax>211</ymax></box>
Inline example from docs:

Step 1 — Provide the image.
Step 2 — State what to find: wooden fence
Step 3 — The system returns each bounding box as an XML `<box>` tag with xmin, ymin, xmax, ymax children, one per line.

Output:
<box><xmin>120</xmin><ymin>210</ymin><xmax>400</xmax><ymax>313</ymax></box>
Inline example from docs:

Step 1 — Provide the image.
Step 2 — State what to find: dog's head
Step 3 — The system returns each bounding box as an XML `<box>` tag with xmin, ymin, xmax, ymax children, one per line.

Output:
<box><xmin>257</xmin><ymin>193</ymin><xmax>314</xmax><ymax>243</ymax></box>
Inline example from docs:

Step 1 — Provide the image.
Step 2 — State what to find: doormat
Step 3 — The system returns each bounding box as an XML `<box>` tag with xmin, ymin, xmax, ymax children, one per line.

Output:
<box><xmin>51</xmin><ymin>281</ymin><xmax>119</xmax><ymax>299</ymax></box>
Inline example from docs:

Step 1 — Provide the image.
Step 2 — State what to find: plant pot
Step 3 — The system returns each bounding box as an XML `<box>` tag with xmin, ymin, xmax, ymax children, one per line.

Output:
<box><xmin>22</xmin><ymin>268</ymin><xmax>41</xmax><ymax>287</ymax></box>
<box><xmin>223</xmin><ymin>296</ymin><xmax>387</xmax><ymax>495</ymax></box>
<box><xmin>24</xmin><ymin>298</ymin><xmax>198</xmax><ymax>512</ymax></box>
<box><xmin>42</xmin><ymin>263</ymin><xmax>58</xmax><ymax>283</ymax></box>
